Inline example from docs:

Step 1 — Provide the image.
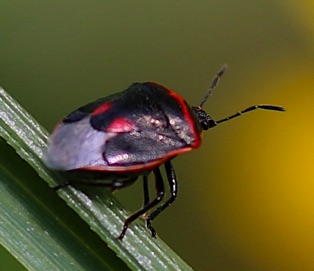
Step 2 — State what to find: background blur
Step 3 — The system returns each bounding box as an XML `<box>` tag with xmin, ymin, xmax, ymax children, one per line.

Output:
<box><xmin>0</xmin><ymin>1</ymin><xmax>313</xmax><ymax>270</ymax></box>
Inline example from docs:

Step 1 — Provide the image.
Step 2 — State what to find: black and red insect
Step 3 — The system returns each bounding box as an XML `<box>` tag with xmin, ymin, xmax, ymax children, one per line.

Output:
<box><xmin>43</xmin><ymin>66</ymin><xmax>285</xmax><ymax>240</ymax></box>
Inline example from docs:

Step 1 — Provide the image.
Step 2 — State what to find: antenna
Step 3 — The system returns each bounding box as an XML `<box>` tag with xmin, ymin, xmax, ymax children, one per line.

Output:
<box><xmin>215</xmin><ymin>104</ymin><xmax>285</xmax><ymax>125</ymax></box>
<box><xmin>199</xmin><ymin>65</ymin><xmax>228</xmax><ymax>108</ymax></box>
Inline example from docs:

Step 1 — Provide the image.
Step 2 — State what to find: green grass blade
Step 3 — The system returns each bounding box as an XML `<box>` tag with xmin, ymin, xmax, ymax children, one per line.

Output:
<box><xmin>0</xmin><ymin>139</ymin><xmax>125</xmax><ymax>271</ymax></box>
<box><xmin>0</xmin><ymin>86</ymin><xmax>193</xmax><ymax>271</ymax></box>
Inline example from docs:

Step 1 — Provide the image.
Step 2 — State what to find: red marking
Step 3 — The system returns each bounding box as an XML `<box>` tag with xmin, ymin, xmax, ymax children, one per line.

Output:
<box><xmin>106</xmin><ymin>117</ymin><xmax>137</xmax><ymax>133</ymax></box>
<box><xmin>92</xmin><ymin>102</ymin><xmax>112</xmax><ymax>116</ymax></box>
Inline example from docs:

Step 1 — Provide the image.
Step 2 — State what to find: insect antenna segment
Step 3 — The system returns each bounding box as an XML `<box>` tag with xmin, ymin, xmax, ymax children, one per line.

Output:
<box><xmin>199</xmin><ymin>65</ymin><xmax>228</xmax><ymax>108</ymax></box>
<box><xmin>216</xmin><ymin>104</ymin><xmax>285</xmax><ymax>124</ymax></box>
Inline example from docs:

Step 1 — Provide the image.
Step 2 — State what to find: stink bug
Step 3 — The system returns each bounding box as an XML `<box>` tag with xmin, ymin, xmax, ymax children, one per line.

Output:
<box><xmin>43</xmin><ymin>66</ymin><xmax>285</xmax><ymax>240</ymax></box>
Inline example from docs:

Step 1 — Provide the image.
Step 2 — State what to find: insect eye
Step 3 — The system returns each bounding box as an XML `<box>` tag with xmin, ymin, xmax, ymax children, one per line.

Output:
<box><xmin>200</xmin><ymin>120</ymin><xmax>210</xmax><ymax>130</ymax></box>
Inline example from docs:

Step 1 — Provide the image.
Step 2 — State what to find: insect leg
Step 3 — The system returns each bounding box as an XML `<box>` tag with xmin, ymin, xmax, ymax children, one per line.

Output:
<box><xmin>146</xmin><ymin>161</ymin><xmax>178</xmax><ymax>225</ymax></box>
<box><xmin>53</xmin><ymin>180</ymin><xmax>73</xmax><ymax>191</ymax></box>
<box><xmin>53</xmin><ymin>177</ymin><xmax>137</xmax><ymax>191</ymax></box>
<box><xmin>142</xmin><ymin>173</ymin><xmax>156</xmax><ymax>236</ymax></box>
<box><xmin>111</xmin><ymin>177</ymin><xmax>137</xmax><ymax>189</ymax></box>
<box><xmin>118</xmin><ymin>167</ymin><xmax>165</xmax><ymax>240</ymax></box>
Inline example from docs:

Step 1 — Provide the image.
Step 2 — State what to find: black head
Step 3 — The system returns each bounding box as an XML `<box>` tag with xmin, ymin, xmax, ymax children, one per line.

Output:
<box><xmin>191</xmin><ymin>106</ymin><xmax>216</xmax><ymax>130</ymax></box>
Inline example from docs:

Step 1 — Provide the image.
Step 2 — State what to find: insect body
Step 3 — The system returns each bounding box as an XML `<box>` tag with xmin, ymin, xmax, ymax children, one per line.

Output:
<box><xmin>43</xmin><ymin>66</ymin><xmax>285</xmax><ymax>239</ymax></box>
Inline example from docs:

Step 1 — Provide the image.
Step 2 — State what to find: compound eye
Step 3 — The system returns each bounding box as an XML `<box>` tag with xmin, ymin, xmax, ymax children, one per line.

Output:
<box><xmin>201</xmin><ymin>120</ymin><xmax>210</xmax><ymax>130</ymax></box>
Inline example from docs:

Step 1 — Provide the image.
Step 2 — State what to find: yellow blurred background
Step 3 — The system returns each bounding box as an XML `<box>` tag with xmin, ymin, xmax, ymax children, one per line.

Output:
<box><xmin>0</xmin><ymin>1</ymin><xmax>313</xmax><ymax>270</ymax></box>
